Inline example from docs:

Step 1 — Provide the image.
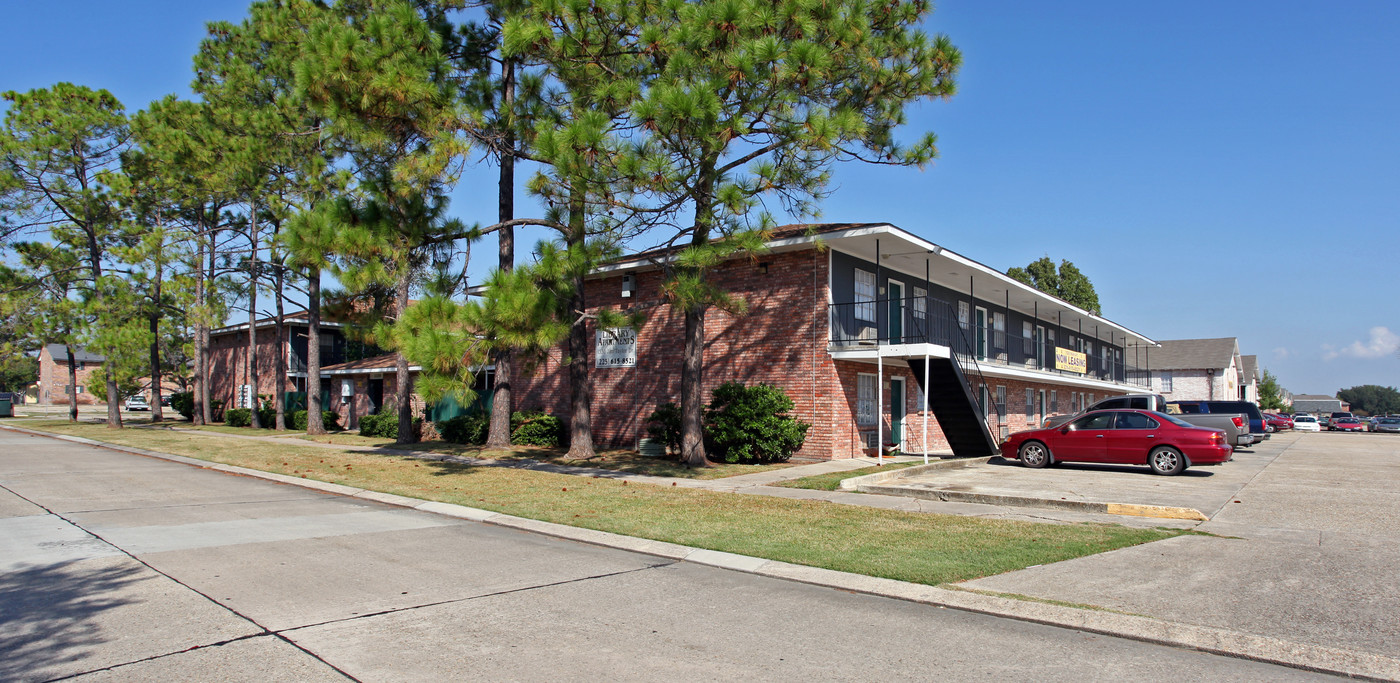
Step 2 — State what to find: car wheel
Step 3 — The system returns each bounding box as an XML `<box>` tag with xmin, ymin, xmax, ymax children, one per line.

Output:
<box><xmin>1018</xmin><ymin>441</ymin><xmax>1050</xmax><ymax>469</ymax></box>
<box><xmin>1148</xmin><ymin>446</ymin><xmax>1185</xmax><ymax>475</ymax></box>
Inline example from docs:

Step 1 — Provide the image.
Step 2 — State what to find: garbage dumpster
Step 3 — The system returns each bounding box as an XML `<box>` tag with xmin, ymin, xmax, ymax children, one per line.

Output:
<box><xmin>0</xmin><ymin>397</ymin><xmax>12</xmax><ymax>418</ymax></box>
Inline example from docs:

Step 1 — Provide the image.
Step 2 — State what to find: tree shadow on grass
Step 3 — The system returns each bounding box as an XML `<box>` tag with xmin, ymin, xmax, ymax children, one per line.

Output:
<box><xmin>0</xmin><ymin>560</ymin><xmax>145</xmax><ymax>683</ymax></box>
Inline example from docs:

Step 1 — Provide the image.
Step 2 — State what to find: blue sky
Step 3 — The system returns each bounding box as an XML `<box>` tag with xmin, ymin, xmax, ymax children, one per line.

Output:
<box><xmin>2</xmin><ymin>1</ymin><xmax>1396</xmax><ymax>395</ymax></box>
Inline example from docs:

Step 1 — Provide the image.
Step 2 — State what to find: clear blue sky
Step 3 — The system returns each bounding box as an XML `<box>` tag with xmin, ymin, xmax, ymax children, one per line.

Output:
<box><xmin>3</xmin><ymin>1</ymin><xmax>1397</xmax><ymax>396</ymax></box>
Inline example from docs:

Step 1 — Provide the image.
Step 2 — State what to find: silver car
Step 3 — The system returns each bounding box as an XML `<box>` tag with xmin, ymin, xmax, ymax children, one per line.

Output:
<box><xmin>1371</xmin><ymin>417</ymin><xmax>1400</xmax><ymax>434</ymax></box>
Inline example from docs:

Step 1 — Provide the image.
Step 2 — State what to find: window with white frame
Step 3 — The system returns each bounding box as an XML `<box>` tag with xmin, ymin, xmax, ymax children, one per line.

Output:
<box><xmin>854</xmin><ymin>269</ymin><xmax>876</xmax><ymax>322</ymax></box>
<box><xmin>856</xmin><ymin>373</ymin><xmax>877</xmax><ymax>425</ymax></box>
<box><xmin>1159</xmin><ymin>371</ymin><xmax>1174</xmax><ymax>393</ymax></box>
<box><xmin>992</xmin><ymin>312</ymin><xmax>1006</xmax><ymax>353</ymax></box>
<box><xmin>1022</xmin><ymin>322</ymin><xmax>1033</xmax><ymax>354</ymax></box>
<box><xmin>1071</xmin><ymin>392</ymin><xmax>1079</xmax><ymax>413</ymax></box>
<box><xmin>958</xmin><ymin>301</ymin><xmax>970</xmax><ymax>330</ymax></box>
<box><xmin>913</xmin><ymin>286</ymin><xmax>927</xmax><ymax>321</ymax></box>
<box><xmin>1088</xmin><ymin>393</ymin><xmax>1095</xmax><ymax>405</ymax></box>
<box><xmin>1025</xmin><ymin>388</ymin><xmax>1034</xmax><ymax>417</ymax></box>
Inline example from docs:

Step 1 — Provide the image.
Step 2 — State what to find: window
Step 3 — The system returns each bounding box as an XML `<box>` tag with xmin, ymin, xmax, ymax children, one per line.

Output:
<box><xmin>1050</xmin><ymin>390</ymin><xmax>1057</xmax><ymax>412</ymax></box>
<box><xmin>856</xmin><ymin>374</ymin><xmax>877</xmax><ymax>425</ymax></box>
<box><xmin>992</xmin><ymin>312</ymin><xmax>1005</xmax><ymax>351</ymax></box>
<box><xmin>978</xmin><ymin>384</ymin><xmax>989</xmax><ymax>417</ymax></box>
<box><xmin>996</xmin><ymin>385</ymin><xmax>1007</xmax><ymax>416</ymax></box>
<box><xmin>958</xmin><ymin>301</ymin><xmax>970</xmax><ymax>330</ymax></box>
<box><xmin>1025</xmin><ymin>388</ymin><xmax>1035</xmax><ymax>417</ymax></box>
<box><xmin>1022</xmin><ymin>322</ymin><xmax>1033</xmax><ymax>354</ymax></box>
<box><xmin>1159</xmin><ymin>371</ymin><xmax>1173</xmax><ymax>393</ymax></box>
<box><xmin>854</xmin><ymin>269</ymin><xmax>876</xmax><ymax>322</ymax></box>
<box><xmin>1088</xmin><ymin>393</ymin><xmax>1095</xmax><ymax>405</ymax></box>
<box><xmin>75</xmin><ymin>386</ymin><xmax>85</xmax><ymax>394</ymax></box>
<box><xmin>913</xmin><ymin>287</ymin><xmax>927</xmax><ymax>320</ymax></box>
<box><xmin>1116</xmin><ymin>412</ymin><xmax>1159</xmax><ymax>430</ymax></box>
<box><xmin>1072</xmin><ymin>413</ymin><xmax>1115</xmax><ymax>430</ymax></box>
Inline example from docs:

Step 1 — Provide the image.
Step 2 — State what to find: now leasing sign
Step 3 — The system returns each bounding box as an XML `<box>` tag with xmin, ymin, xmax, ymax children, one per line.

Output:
<box><xmin>595</xmin><ymin>327</ymin><xmax>638</xmax><ymax>368</ymax></box>
<box><xmin>1054</xmin><ymin>347</ymin><xmax>1088</xmax><ymax>374</ymax></box>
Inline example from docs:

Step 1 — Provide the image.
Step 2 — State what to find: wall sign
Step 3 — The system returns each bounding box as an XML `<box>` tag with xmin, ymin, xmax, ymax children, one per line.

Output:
<box><xmin>596</xmin><ymin>327</ymin><xmax>638</xmax><ymax>368</ymax></box>
<box><xmin>1054</xmin><ymin>347</ymin><xmax>1087</xmax><ymax>374</ymax></box>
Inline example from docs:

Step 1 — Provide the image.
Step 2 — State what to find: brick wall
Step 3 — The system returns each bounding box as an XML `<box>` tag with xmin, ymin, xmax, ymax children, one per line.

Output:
<box><xmin>209</xmin><ymin>327</ymin><xmax>298</xmax><ymax>409</ymax></box>
<box><xmin>38</xmin><ymin>347</ymin><xmax>104</xmax><ymax>405</ymax></box>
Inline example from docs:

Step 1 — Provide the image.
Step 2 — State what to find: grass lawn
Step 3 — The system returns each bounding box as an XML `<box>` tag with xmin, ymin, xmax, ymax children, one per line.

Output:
<box><xmin>6</xmin><ymin>419</ymin><xmax>1184</xmax><ymax>586</ymax></box>
<box><xmin>774</xmin><ymin>461</ymin><xmax>926</xmax><ymax>491</ymax></box>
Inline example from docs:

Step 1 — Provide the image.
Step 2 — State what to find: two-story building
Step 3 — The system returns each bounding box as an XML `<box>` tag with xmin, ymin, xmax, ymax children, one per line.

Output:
<box><xmin>37</xmin><ymin>344</ymin><xmax>104</xmax><ymax>405</ymax></box>
<box><xmin>511</xmin><ymin>223</ymin><xmax>1160</xmax><ymax>460</ymax></box>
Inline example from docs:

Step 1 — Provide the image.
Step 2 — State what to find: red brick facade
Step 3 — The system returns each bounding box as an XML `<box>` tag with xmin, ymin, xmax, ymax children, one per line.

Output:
<box><xmin>511</xmin><ymin>248</ymin><xmax>1127</xmax><ymax>460</ymax></box>
<box><xmin>37</xmin><ymin>347</ymin><xmax>103</xmax><ymax>405</ymax></box>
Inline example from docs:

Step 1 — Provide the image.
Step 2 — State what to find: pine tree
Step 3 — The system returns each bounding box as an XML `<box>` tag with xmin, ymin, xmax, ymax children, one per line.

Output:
<box><xmin>1</xmin><ymin>83</ymin><xmax>135</xmax><ymax>427</ymax></box>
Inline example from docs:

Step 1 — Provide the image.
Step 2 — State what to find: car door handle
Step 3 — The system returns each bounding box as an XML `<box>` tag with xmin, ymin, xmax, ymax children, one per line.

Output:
<box><xmin>1095</xmin><ymin>435</ymin><xmax>1104</xmax><ymax>438</ymax></box>
<box><xmin>1147</xmin><ymin>435</ymin><xmax>1155</xmax><ymax>438</ymax></box>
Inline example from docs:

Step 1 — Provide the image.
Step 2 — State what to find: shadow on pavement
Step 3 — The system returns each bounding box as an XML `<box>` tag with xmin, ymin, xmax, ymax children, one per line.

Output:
<box><xmin>0</xmin><ymin>560</ymin><xmax>145</xmax><ymax>682</ymax></box>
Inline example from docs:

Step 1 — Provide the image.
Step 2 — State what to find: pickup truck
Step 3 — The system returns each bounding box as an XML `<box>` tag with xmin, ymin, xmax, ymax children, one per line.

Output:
<box><xmin>1168</xmin><ymin>400</ymin><xmax>1270</xmax><ymax>442</ymax></box>
<box><xmin>1046</xmin><ymin>393</ymin><xmax>1255</xmax><ymax>448</ymax></box>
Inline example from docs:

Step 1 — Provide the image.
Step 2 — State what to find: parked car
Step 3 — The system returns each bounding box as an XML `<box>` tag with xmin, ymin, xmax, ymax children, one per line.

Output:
<box><xmin>1292</xmin><ymin>414</ymin><xmax>1321</xmax><ymax>432</ymax></box>
<box><xmin>1318</xmin><ymin>415</ymin><xmax>1332</xmax><ymax>428</ymax></box>
<box><xmin>124</xmin><ymin>395</ymin><xmax>150</xmax><ymax>411</ymax></box>
<box><xmin>1331</xmin><ymin>411</ymin><xmax>1354</xmax><ymax>420</ymax></box>
<box><xmin>1001</xmin><ymin>409</ymin><xmax>1233</xmax><ymax>476</ymax></box>
<box><xmin>1371</xmin><ymin>417</ymin><xmax>1400</xmax><ymax>434</ymax></box>
<box><xmin>1264</xmin><ymin>413</ymin><xmax>1293</xmax><ymax>431</ymax></box>
<box><xmin>1330</xmin><ymin>417</ymin><xmax>1365</xmax><ymax>432</ymax></box>
<box><xmin>160</xmin><ymin>395</ymin><xmax>171</xmax><ymax>407</ymax></box>
<box><xmin>1045</xmin><ymin>393</ymin><xmax>1252</xmax><ymax>447</ymax></box>
<box><xmin>1170</xmin><ymin>400</ymin><xmax>1270</xmax><ymax>442</ymax></box>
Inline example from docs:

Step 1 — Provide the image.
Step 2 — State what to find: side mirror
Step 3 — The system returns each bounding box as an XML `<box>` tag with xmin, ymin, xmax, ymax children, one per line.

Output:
<box><xmin>1059</xmin><ymin>425</ymin><xmax>1072</xmax><ymax>435</ymax></box>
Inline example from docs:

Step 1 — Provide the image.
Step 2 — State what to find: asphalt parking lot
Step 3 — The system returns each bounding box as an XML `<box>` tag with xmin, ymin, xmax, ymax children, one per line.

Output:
<box><xmin>867</xmin><ymin>431</ymin><xmax>1338</xmax><ymax>518</ymax></box>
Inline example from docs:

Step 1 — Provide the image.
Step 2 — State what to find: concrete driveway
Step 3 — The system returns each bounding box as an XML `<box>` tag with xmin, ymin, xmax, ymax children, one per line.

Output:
<box><xmin>0</xmin><ymin>428</ymin><xmax>1339</xmax><ymax>681</ymax></box>
<box><xmin>952</xmin><ymin>432</ymin><xmax>1400</xmax><ymax>661</ymax></box>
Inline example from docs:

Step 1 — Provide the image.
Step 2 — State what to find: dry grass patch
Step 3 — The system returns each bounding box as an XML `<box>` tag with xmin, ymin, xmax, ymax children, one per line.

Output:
<box><xmin>10</xmin><ymin>421</ymin><xmax>1181</xmax><ymax>585</ymax></box>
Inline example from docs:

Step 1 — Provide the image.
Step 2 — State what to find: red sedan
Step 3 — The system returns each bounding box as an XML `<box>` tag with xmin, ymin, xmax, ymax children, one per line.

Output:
<box><xmin>1330</xmin><ymin>417</ymin><xmax>1365</xmax><ymax>432</ymax></box>
<box><xmin>1264</xmin><ymin>413</ymin><xmax>1293</xmax><ymax>431</ymax></box>
<box><xmin>1001</xmin><ymin>409</ymin><xmax>1233</xmax><ymax>475</ymax></box>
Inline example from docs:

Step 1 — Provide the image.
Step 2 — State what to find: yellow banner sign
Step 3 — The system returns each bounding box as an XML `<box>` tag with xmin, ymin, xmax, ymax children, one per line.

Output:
<box><xmin>1055</xmin><ymin>347</ymin><xmax>1087</xmax><ymax>374</ymax></box>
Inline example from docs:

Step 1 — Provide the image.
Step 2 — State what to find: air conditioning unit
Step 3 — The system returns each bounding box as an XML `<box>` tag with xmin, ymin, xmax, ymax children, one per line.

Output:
<box><xmin>857</xmin><ymin>327</ymin><xmax>878</xmax><ymax>345</ymax></box>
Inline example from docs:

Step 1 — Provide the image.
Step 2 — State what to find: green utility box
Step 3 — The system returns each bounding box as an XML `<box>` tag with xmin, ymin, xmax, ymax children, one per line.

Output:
<box><xmin>0</xmin><ymin>397</ymin><xmax>13</xmax><ymax>418</ymax></box>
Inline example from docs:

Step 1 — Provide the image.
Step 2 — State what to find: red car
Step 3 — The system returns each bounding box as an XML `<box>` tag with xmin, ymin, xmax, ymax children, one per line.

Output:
<box><xmin>1330</xmin><ymin>417</ymin><xmax>1365</xmax><ymax>432</ymax></box>
<box><xmin>1264</xmin><ymin>413</ymin><xmax>1293</xmax><ymax>431</ymax></box>
<box><xmin>1001</xmin><ymin>409</ymin><xmax>1233</xmax><ymax>475</ymax></box>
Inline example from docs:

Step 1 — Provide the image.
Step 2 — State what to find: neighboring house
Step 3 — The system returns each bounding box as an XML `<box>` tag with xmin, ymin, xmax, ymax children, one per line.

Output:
<box><xmin>1291</xmin><ymin>394</ymin><xmax>1348</xmax><ymax>414</ymax></box>
<box><xmin>1143</xmin><ymin>338</ymin><xmax>1244</xmax><ymax>403</ymax></box>
<box><xmin>37</xmin><ymin>344</ymin><xmax>105</xmax><ymax>405</ymax></box>
<box><xmin>1240</xmin><ymin>354</ymin><xmax>1260</xmax><ymax>403</ymax></box>
<box><xmin>511</xmin><ymin>222</ymin><xmax>1161</xmax><ymax>460</ymax></box>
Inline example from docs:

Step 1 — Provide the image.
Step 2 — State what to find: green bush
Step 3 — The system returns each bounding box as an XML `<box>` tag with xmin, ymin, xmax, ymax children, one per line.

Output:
<box><xmin>438</xmin><ymin>413</ymin><xmax>490</xmax><ymax>445</ymax></box>
<box><xmin>511</xmin><ymin>411</ymin><xmax>564</xmax><ymax>447</ymax></box>
<box><xmin>225</xmin><ymin>408</ymin><xmax>252</xmax><ymax>428</ymax></box>
<box><xmin>290</xmin><ymin>409</ymin><xmax>341</xmax><ymax>432</ymax></box>
<box><xmin>359</xmin><ymin>411</ymin><xmax>421</xmax><ymax>439</ymax></box>
<box><xmin>646</xmin><ymin>402</ymin><xmax>682</xmax><ymax>455</ymax></box>
<box><xmin>171</xmin><ymin>391</ymin><xmax>193</xmax><ymax>420</ymax></box>
<box><xmin>703</xmin><ymin>382</ymin><xmax>810</xmax><ymax>463</ymax></box>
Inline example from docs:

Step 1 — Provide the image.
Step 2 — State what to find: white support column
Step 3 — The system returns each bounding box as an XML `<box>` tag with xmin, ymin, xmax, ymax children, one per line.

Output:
<box><xmin>922</xmin><ymin>353</ymin><xmax>930</xmax><ymax>465</ymax></box>
<box><xmin>877</xmin><ymin>354</ymin><xmax>884</xmax><ymax>464</ymax></box>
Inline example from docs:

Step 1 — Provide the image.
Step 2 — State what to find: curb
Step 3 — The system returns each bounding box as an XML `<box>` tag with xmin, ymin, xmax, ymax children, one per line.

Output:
<box><xmin>855</xmin><ymin>482</ymin><xmax>1209</xmax><ymax>521</ymax></box>
<box><xmin>837</xmin><ymin>456</ymin><xmax>990</xmax><ymax>490</ymax></box>
<box><xmin>4</xmin><ymin>424</ymin><xmax>1395</xmax><ymax>680</ymax></box>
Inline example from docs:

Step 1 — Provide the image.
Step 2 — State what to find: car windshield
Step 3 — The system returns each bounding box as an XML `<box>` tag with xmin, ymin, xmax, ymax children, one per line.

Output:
<box><xmin>1295</xmin><ymin>416</ymin><xmax>1315</xmax><ymax>422</ymax></box>
<box><xmin>1381</xmin><ymin>419</ymin><xmax>1400</xmax><ymax>425</ymax></box>
<box><xmin>1151</xmin><ymin>411</ymin><xmax>1194</xmax><ymax>428</ymax></box>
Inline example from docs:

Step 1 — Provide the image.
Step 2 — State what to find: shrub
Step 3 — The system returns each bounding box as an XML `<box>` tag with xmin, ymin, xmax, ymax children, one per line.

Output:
<box><xmin>359</xmin><ymin>411</ymin><xmax>421</xmax><ymax>440</ymax></box>
<box><xmin>225</xmin><ymin>408</ymin><xmax>252</xmax><ymax>428</ymax></box>
<box><xmin>170</xmin><ymin>391</ymin><xmax>193</xmax><ymax>420</ymax></box>
<box><xmin>290</xmin><ymin>409</ymin><xmax>341</xmax><ymax>432</ymax></box>
<box><xmin>703</xmin><ymin>382</ymin><xmax>810</xmax><ymax>463</ymax></box>
<box><xmin>438</xmin><ymin>413</ymin><xmax>490</xmax><ymax>445</ymax></box>
<box><xmin>511</xmin><ymin>411</ymin><xmax>564</xmax><ymax>447</ymax></box>
<box><xmin>646</xmin><ymin>402</ymin><xmax>682</xmax><ymax>455</ymax></box>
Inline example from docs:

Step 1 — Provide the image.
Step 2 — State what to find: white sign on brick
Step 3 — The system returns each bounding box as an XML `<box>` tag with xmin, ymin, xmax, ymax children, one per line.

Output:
<box><xmin>595</xmin><ymin>327</ymin><xmax>637</xmax><ymax>368</ymax></box>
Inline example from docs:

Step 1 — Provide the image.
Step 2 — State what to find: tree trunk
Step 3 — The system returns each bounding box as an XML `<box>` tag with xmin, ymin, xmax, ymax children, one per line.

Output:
<box><xmin>192</xmin><ymin>232</ymin><xmax>206</xmax><ymax>425</ymax></box>
<box><xmin>149</xmin><ymin>312</ymin><xmax>163</xmax><ymax>423</ymax></box>
<box><xmin>486</xmin><ymin>58</ymin><xmax>517</xmax><ymax>450</ymax></box>
<box><xmin>200</xmin><ymin>222</ymin><xmax>217</xmax><ymax>425</ymax></box>
<box><xmin>273</xmin><ymin>256</ymin><xmax>286</xmax><ymax>431</ymax></box>
<box><xmin>679</xmin><ymin>161</ymin><xmax>718</xmax><ymax>467</ymax></box>
<box><xmin>306</xmin><ymin>266</ymin><xmax>325</xmax><ymax>434</ymax></box>
<box><xmin>247</xmin><ymin>201</ymin><xmax>261</xmax><ymax>429</ymax></box>
<box><xmin>563</xmin><ymin>189</ymin><xmax>593</xmax><ymax>459</ymax></box>
<box><xmin>65</xmin><ymin>344</ymin><xmax>79</xmax><ymax>423</ymax></box>
<box><xmin>393</xmin><ymin>274</ymin><xmax>416</xmax><ymax>444</ymax></box>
